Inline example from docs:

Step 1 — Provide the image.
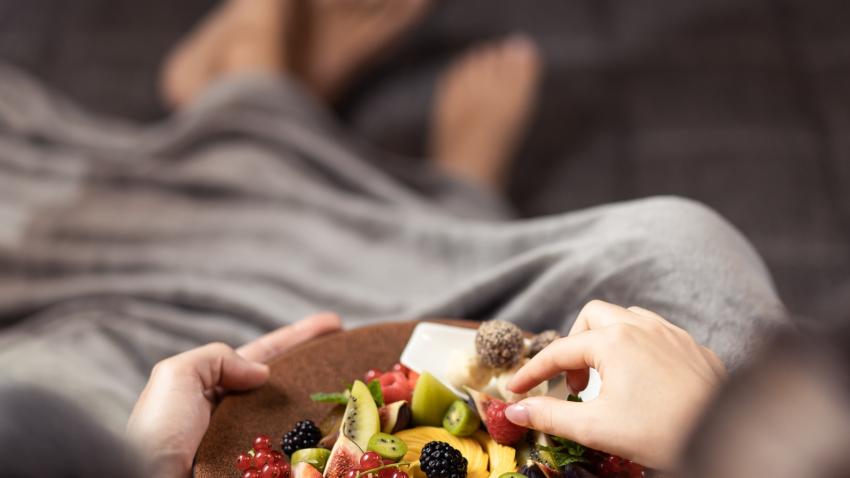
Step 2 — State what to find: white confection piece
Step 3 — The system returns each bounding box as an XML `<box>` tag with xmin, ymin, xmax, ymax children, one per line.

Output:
<box><xmin>445</xmin><ymin>350</ymin><xmax>494</xmax><ymax>390</ymax></box>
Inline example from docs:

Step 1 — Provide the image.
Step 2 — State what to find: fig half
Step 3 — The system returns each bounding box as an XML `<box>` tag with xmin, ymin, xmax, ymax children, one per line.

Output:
<box><xmin>379</xmin><ymin>400</ymin><xmax>412</xmax><ymax>433</ymax></box>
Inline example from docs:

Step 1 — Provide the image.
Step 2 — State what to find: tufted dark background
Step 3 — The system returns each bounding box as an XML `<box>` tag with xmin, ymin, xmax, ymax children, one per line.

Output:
<box><xmin>0</xmin><ymin>0</ymin><xmax>847</xmax><ymax>322</ymax></box>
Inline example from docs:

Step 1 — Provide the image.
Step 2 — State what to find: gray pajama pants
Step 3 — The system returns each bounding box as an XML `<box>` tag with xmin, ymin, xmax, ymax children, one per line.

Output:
<box><xmin>0</xmin><ymin>64</ymin><xmax>787</xmax><ymax>433</ymax></box>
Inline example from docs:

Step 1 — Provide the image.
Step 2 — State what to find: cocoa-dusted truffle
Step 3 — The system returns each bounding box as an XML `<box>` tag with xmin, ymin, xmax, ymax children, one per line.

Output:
<box><xmin>527</xmin><ymin>330</ymin><xmax>560</xmax><ymax>357</ymax></box>
<box><xmin>475</xmin><ymin>320</ymin><xmax>524</xmax><ymax>369</ymax></box>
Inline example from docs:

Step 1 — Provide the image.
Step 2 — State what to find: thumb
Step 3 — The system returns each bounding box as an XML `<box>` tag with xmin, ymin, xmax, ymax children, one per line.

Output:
<box><xmin>505</xmin><ymin>396</ymin><xmax>596</xmax><ymax>442</ymax></box>
<box><xmin>217</xmin><ymin>348</ymin><xmax>270</xmax><ymax>391</ymax></box>
<box><xmin>186</xmin><ymin>343</ymin><xmax>270</xmax><ymax>392</ymax></box>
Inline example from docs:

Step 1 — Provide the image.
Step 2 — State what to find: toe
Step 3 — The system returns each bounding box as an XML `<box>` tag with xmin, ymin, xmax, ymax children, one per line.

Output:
<box><xmin>505</xmin><ymin>35</ymin><xmax>541</xmax><ymax>72</ymax></box>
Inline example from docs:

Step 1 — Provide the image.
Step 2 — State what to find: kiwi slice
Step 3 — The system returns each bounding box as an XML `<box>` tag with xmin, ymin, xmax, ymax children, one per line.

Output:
<box><xmin>366</xmin><ymin>432</ymin><xmax>408</xmax><ymax>461</ymax></box>
<box><xmin>498</xmin><ymin>474</ymin><xmax>528</xmax><ymax>478</ymax></box>
<box><xmin>292</xmin><ymin>448</ymin><xmax>332</xmax><ymax>472</ymax></box>
<box><xmin>442</xmin><ymin>400</ymin><xmax>481</xmax><ymax>437</ymax></box>
<box><xmin>341</xmin><ymin>380</ymin><xmax>381</xmax><ymax>451</ymax></box>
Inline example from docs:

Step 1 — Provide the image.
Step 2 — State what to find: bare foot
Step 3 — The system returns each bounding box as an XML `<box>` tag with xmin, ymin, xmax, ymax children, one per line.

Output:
<box><xmin>300</xmin><ymin>0</ymin><xmax>431</xmax><ymax>100</ymax></box>
<box><xmin>431</xmin><ymin>36</ymin><xmax>542</xmax><ymax>190</ymax></box>
<box><xmin>160</xmin><ymin>0</ymin><xmax>292</xmax><ymax>109</ymax></box>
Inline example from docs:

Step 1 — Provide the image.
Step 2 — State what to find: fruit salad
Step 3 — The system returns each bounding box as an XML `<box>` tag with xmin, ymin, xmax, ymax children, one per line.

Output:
<box><xmin>231</xmin><ymin>321</ymin><xmax>648</xmax><ymax>478</ymax></box>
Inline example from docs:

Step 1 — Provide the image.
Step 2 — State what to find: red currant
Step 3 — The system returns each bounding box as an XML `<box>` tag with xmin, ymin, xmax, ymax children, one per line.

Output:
<box><xmin>391</xmin><ymin>471</ymin><xmax>409</xmax><ymax>478</ymax></box>
<box><xmin>359</xmin><ymin>452</ymin><xmax>384</xmax><ymax>471</ymax></box>
<box><xmin>381</xmin><ymin>459</ymin><xmax>395</xmax><ymax>465</ymax></box>
<box><xmin>244</xmin><ymin>469</ymin><xmax>261</xmax><ymax>478</ymax></box>
<box><xmin>256</xmin><ymin>450</ymin><xmax>274</xmax><ymax>468</ymax></box>
<box><xmin>237</xmin><ymin>453</ymin><xmax>254</xmax><ymax>472</ymax></box>
<box><xmin>253</xmin><ymin>435</ymin><xmax>272</xmax><ymax>451</ymax></box>
<box><xmin>378</xmin><ymin>468</ymin><xmax>395</xmax><ymax>478</ymax></box>
<box><xmin>365</xmin><ymin>368</ymin><xmax>383</xmax><ymax>382</ymax></box>
<box><xmin>345</xmin><ymin>469</ymin><xmax>359</xmax><ymax>478</ymax></box>
<box><xmin>261</xmin><ymin>464</ymin><xmax>282</xmax><ymax>478</ymax></box>
<box><xmin>270</xmin><ymin>451</ymin><xmax>286</xmax><ymax>464</ymax></box>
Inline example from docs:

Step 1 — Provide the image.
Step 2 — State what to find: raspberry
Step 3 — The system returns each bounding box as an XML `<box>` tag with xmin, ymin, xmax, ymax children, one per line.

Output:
<box><xmin>419</xmin><ymin>441</ymin><xmax>467</xmax><ymax>478</ymax></box>
<box><xmin>484</xmin><ymin>399</ymin><xmax>528</xmax><ymax>445</ymax></box>
<box><xmin>379</xmin><ymin>371</ymin><xmax>412</xmax><ymax>404</ymax></box>
<box><xmin>281</xmin><ymin>420</ymin><xmax>322</xmax><ymax>456</ymax></box>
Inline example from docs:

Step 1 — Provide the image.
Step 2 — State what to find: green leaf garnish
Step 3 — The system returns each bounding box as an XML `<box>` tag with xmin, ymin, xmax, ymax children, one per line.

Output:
<box><xmin>368</xmin><ymin>379</ymin><xmax>384</xmax><ymax>407</ymax></box>
<box><xmin>310</xmin><ymin>391</ymin><xmax>349</xmax><ymax>404</ymax></box>
<box><xmin>312</xmin><ymin>380</ymin><xmax>383</xmax><ymax>407</ymax></box>
<box><xmin>536</xmin><ymin>434</ymin><xmax>588</xmax><ymax>467</ymax></box>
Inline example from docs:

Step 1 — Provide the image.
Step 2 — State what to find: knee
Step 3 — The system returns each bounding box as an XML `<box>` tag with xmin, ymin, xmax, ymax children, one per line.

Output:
<box><xmin>618</xmin><ymin>196</ymin><xmax>746</xmax><ymax>254</ymax></box>
<box><xmin>604</xmin><ymin>195</ymin><xmax>773</xmax><ymax>282</ymax></box>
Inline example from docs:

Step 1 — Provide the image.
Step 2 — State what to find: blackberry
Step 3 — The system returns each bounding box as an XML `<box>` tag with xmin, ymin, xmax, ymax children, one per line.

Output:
<box><xmin>419</xmin><ymin>441</ymin><xmax>468</xmax><ymax>478</ymax></box>
<box><xmin>281</xmin><ymin>420</ymin><xmax>322</xmax><ymax>456</ymax></box>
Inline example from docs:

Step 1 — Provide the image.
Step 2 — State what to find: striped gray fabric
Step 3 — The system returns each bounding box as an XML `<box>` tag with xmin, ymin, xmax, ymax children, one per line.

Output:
<box><xmin>0</xmin><ymin>65</ymin><xmax>787</xmax><ymax>433</ymax></box>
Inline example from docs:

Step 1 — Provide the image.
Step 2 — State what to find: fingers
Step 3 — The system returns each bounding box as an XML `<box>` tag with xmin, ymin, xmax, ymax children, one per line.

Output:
<box><xmin>163</xmin><ymin>342</ymin><xmax>271</xmax><ymax>392</ymax></box>
<box><xmin>237</xmin><ymin>312</ymin><xmax>342</xmax><ymax>363</ymax></box>
<box><xmin>570</xmin><ymin>300</ymin><xmax>683</xmax><ymax>337</ymax></box>
<box><xmin>143</xmin><ymin>312</ymin><xmax>342</xmax><ymax>401</ymax></box>
<box><xmin>700</xmin><ymin>346</ymin><xmax>728</xmax><ymax>379</ymax></box>
<box><xmin>567</xmin><ymin>300</ymin><xmax>639</xmax><ymax>336</ymax></box>
<box><xmin>188</xmin><ymin>344</ymin><xmax>269</xmax><ymax>390</ymax></box>
<box><xmin>505</xmin><ymin>396</ymin><xmax>596</xmax><ymax>444</ymax></box>
<box><xmin>508</xmin><ymin>330</ymin><xmax>604</xmax><ymax>393</ymax></box>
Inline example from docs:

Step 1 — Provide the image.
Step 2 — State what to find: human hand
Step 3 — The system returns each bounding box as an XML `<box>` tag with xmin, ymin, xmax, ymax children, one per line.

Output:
<box><xmin>504</xmin><ymin>300</ymin><xmax>726</xmax><ymax>470</ymax></box>
<box><xmin>126</xmin><ymin>312</ymin><xmax>342</xmax><ymax>478</ymax></box>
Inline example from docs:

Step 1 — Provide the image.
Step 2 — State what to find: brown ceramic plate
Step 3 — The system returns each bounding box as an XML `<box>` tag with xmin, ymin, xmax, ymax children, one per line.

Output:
<box><xmin>194</xmin><ymin>320</ymin><xmax>474</xmax><ymax>478</ymax></box>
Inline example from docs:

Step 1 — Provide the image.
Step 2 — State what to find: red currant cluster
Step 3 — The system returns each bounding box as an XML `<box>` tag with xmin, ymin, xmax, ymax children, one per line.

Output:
<box><xmin>344</xmin><ymin>451</ymin><xmax>410</xmax><ymax>478</ymax></box>
<box><xmin>594</xmin><ymin>454</ymin><xmax>646</xmax><ymax>478</ymax></box>
<box><xmin>236</xmin><ymin>435</ymin><xmax>292</xmax><ymax>478</ymax></box>
<box><xmin>364</xmin><ymin>363</ymin><xmax>420</xmax><ymax>404</ymax></box>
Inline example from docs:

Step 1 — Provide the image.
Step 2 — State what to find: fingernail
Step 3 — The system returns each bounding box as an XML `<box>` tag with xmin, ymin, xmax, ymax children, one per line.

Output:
<box><xmin>505</xmin><ymin>403</ymin><xmax>530</xmax><ymax>426</ymax></box>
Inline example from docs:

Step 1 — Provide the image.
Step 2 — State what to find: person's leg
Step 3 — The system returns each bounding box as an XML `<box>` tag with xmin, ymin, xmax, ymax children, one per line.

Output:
<box><xmin>299</xmin><ymin>0</ymin><xmax>431</xmax><ymax>101</ymax></box>
<box><xmin>405</xmin><ymin>196</ymin><xmax>787</xmax><ymax>369</ymax></box>
<box><xmin>160</xmin><ymin>0</ymin><xmax>292</xmax><ymax>109</ymax></box>
<box><xmin>161</xmin><ymin>0</ymin><xmax>431</xmax><ymax>109</ymax></box>
<box><xmin>429</xmin><ymin>35</ymin><xmax>542</xmax><ymax>191</ymax></box>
